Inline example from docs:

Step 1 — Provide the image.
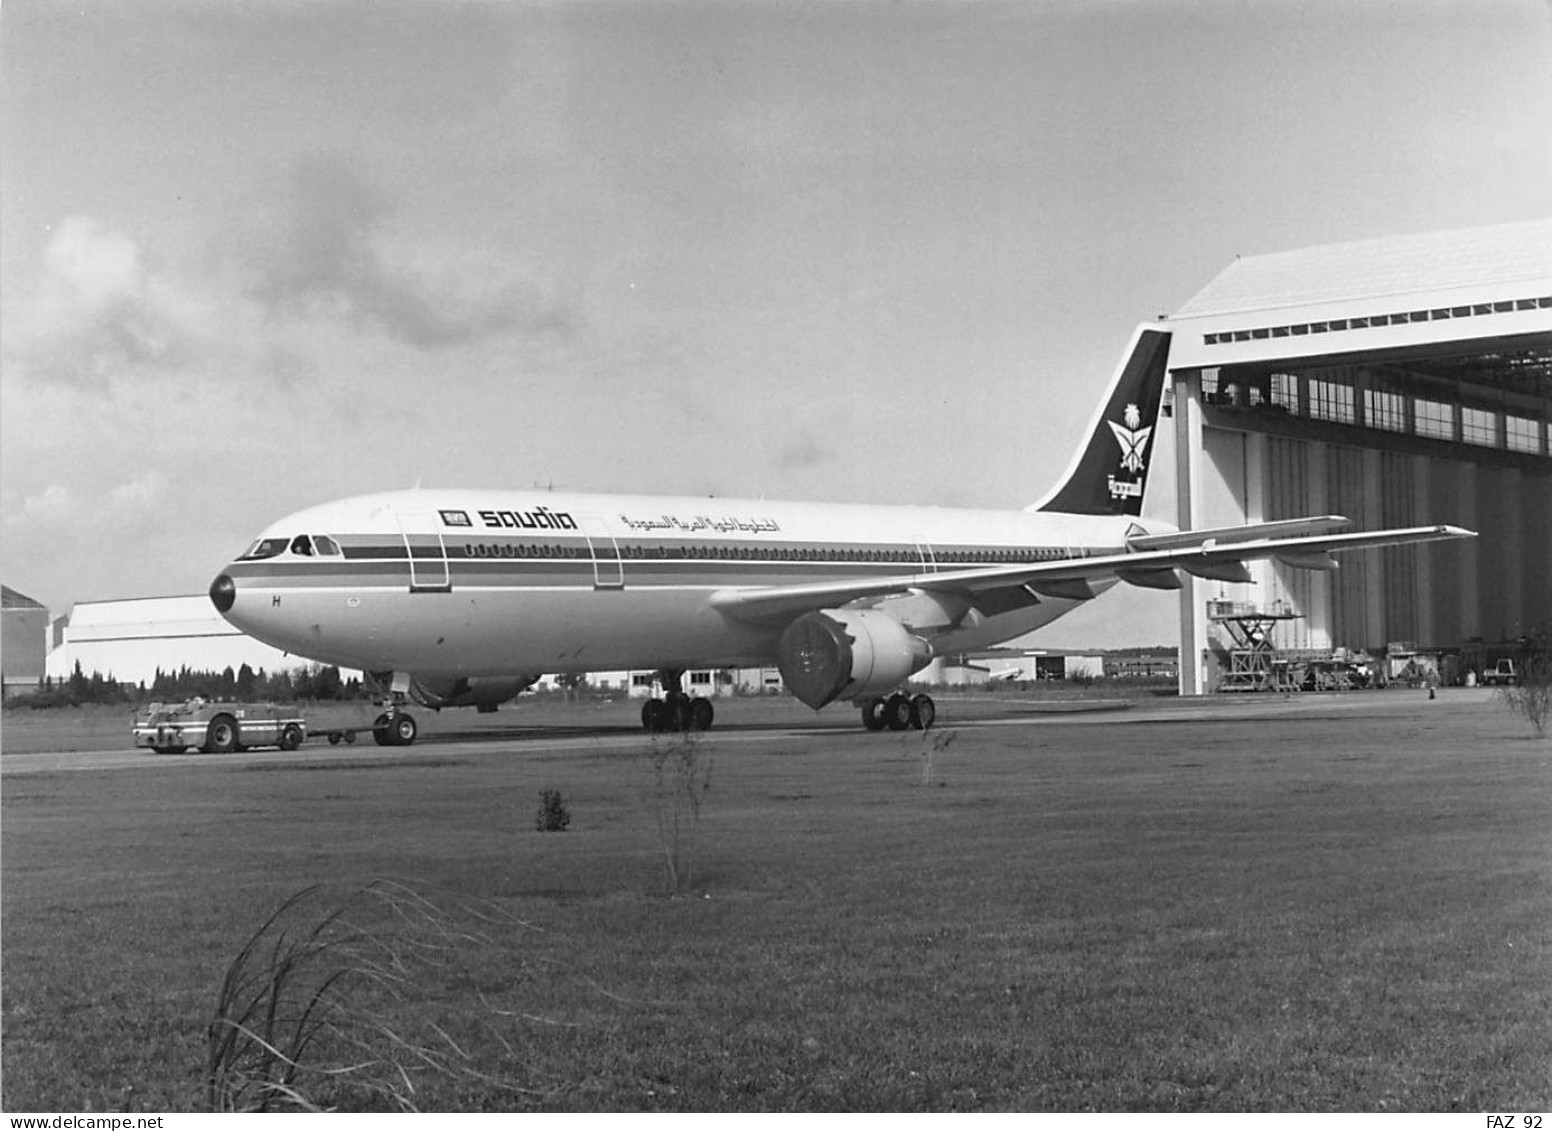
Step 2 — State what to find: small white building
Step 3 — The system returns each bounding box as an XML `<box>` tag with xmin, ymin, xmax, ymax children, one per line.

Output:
<box><xmin>931</xmin><ymin>650</ymin><xmax>1105</xmax><ymax>685</ymax></box>
<box><xmin>532</xmin><ymin>668</ymin><xmax>783</xmax><ymax>697</ymax></box>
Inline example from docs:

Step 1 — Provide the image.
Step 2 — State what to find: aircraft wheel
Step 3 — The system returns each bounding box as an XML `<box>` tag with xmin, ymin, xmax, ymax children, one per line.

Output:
<box><xmin>642</xmin><ymin>699</ymin><xmax>665</xmax><ymax>732</ymax></box>
<box><xmin>373</xmin><ymin>713</ymin><xmax>393</xmax><ymax>745</ymax></box>
<box><xmin>343</xmin><ymin>730</ymin><xmax>357</xmax><ymax>744</ymax></box>
<box><xmin>280</xmin><ymin>724</ymin><xmax>305</xmax><ymax>751</ymax></box>
<box><xmin>689</xmin><ymin>698</ymin><xmax>714</xmax><ymax>731</ymax></box>
<box><xmin>884</xmin><ymin>693</ymin><xmax>913</xmax><ymax>731</ymax></box>
<box><xmin>910</xmin><ymin>694</ymin><xmax>936</xmax><ymax>731</ymax></box>
<box><xmin>390</xmin><ymin>713</ymin><xmax>418</xmax><ymax>746</ymax></box>
<box><xmin>861</xmin><ymin>698</ymin><xmax>888</xmax><ymax>731</ymax></box>
<box><xmin>204</xmin><ymin>714</ymin><xmax>239</xmax><ymax>754</ymax></box>
<box><xmin>328</xmin><ymin>733</ymin><xmax>342</xmax><ymax>746</ymax></box>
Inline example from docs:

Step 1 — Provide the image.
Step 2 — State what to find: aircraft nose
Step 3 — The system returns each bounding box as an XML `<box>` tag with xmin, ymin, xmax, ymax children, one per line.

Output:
<box><xmin>209</xmin><ymin>573</ymin><xmax>236</xmax><ymax>615</ymax></box>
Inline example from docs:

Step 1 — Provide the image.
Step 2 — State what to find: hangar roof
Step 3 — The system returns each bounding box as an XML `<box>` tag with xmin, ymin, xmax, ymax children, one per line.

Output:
<box><xmin>1164</xmin><ymin>219</ymin><xmax>1552</xmax><ymax>377</ymax></box>
<box><xmin>1176</xmin><ymin>218</ymin><xmax>1552</xmax><ymax>318</ymax></box>
<box><xmin>3</xmin><ymin>585</ymin><xmax>46</xmax><ymax>611</ymax></box>
<box><xmin>62</xmin><ymin>595</ymin><xmax>240</xmax><ymax>641</ymax></box>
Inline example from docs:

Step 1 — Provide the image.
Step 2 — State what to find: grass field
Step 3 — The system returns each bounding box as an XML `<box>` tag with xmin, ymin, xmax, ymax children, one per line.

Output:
<box><xmin>3</xmin><ymin>691</ymin><xmax>1549</xmax><ymax>1111</ymax></box>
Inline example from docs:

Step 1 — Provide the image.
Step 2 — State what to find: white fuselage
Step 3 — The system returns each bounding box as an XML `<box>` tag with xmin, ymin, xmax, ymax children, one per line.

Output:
<box><xmin>214</xmin><ymin>489</ymin><xmax>1151</xmax><ymax>678</ymax></box>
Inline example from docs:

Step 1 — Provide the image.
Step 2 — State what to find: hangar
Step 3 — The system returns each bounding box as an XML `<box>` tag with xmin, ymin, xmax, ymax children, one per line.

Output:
<box><xmin>1161</xmin><ymin>218</ymin><xmax>1551</xmax><ymax>694</ymax></box>
<box><xmin>44</xmin><ymin>595</ymin><xmax>316</xmax><ymax>688</ymax></box>
<box><xmin>2</xmin><ymin>586</ymin><xmax>48</xmax><ymax>698</ymax></box>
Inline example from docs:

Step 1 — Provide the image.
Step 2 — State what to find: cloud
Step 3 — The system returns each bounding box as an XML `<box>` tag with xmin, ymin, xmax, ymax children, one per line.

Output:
<box><xmin>255</xmin><ymin>153</ymin><xmax>577</xmax><ymax>348</ymax></box>
<box><xmin>9</xmin><ymin>217</ymin><xmax>200</xmax><ymax>387</ymax></box>
<box><xmin>1</xmin><ymin>471</ymin><xmax>177</xmax><ymax>608</ymax></box>
<box><xmin>774</xmin><ymin>431</ymin><xmax>833</xmax><ymax>471</ymax></box>
<box><xmin>7</xmin><ymin>471</ymin><xmax>167</xmax><ymax>532</ymax></box>
<box><xmin>17</xmin><ymin>483</ymin><xmax>77</xmax><ymax>526</ymax></box>
<box><xmin>108</xmin><ymin>470</ymin><xmax>169</xmax><ymax>511</ymax></box>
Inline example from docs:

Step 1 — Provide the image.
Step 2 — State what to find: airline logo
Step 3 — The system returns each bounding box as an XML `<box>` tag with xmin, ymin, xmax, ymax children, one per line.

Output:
<box><xmin>440</xmin><ymin>506</ymin><xmax>579</xmax><ymax>531</ymax></box>
<box><xmin>1106</xmin><ymin>403</ymin><xmax>1152</xmax><ymax>502</ymax></box>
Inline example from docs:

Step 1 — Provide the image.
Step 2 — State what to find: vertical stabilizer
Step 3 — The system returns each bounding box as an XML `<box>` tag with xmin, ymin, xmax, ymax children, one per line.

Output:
<box><xmin>1028</xmin><ymin>325</ymin><xmax>1172</xmax><ymax>516</ymax></box>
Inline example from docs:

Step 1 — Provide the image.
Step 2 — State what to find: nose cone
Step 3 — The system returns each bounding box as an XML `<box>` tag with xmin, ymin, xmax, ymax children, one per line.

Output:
<box><xmin>209</xmin><ymin>573</ymin><xmax>236</xmax><ymax>615</ymax></box>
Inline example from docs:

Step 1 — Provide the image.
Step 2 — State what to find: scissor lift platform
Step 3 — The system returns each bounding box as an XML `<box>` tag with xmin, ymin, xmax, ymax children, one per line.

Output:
<box><xmin>1209</xmin><ymin>603</ymin><xmax>1302</xmax><ymax>692</ymax></box>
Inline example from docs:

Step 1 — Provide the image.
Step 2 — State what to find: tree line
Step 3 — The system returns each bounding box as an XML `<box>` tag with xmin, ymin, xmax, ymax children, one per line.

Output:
<box><xmin>16</xmin><ymin>662</ymin><xmax>372</xmax><ymax>708</ymax></box>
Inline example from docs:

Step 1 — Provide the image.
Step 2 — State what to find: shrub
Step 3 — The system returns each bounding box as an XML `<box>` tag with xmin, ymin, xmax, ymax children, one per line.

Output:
<box><xmin>535</xmin><ymin>789</ymin><xmax>571</xmax><ymax>832</ymax></box>
<box><xmin>640</xmin><ymin>732</ymin><xmax>713</xmax><ymax>894</ymax></box>
<box><xmin>915</xmin><ymin>727</ymin><xmax>957</xmax><ymax>786</ymax></box>
<box><xmin>1499</xmin><ymin>653</ymin><xmax>1551</xmax><ymax>738</ymax></box>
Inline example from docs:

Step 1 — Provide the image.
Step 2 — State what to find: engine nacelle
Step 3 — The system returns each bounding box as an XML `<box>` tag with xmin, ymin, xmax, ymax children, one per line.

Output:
<box><xmin>776</xmin><ymin>609</ymin><xmax>932</xmax><ymax>710</ymax></box>
<box><xmin>409</xmin><ymin>674</ymin><xmax>538</xmax><ymax>712</ymax></box>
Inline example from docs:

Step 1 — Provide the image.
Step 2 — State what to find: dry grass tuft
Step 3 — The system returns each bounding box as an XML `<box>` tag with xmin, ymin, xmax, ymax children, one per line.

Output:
<box><xmin>205</xmin><ymin>879</ymin><xmax>539</xmax><ymax>1112</ymax></box>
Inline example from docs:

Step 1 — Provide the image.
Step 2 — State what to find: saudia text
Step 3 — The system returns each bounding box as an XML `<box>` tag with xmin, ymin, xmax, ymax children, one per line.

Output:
<box><xmin>478</xmin><ymin>507</ymin><xmax>578</xmax><ymax>531</ymax></box>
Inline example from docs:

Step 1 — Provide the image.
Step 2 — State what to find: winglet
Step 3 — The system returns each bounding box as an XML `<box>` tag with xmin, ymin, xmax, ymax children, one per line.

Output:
<box><xmin>1028</xmin><ymin>324</ymin><xmax>1172</xmax><ymax>517</ymax></box>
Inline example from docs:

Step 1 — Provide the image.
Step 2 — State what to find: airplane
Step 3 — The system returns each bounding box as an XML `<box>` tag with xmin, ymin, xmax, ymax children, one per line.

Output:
<box><xmin>209</xmin><ymin>325</ymin><xmax>1475</xmax><ymax>744</ymax></box>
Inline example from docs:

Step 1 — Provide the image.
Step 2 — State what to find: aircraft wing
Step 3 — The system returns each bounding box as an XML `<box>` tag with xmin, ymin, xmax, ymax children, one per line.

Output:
<box><xmin>707</xmin><ymin>522</ymin><xmax>1476</xmax><ymax>626</ymax></box>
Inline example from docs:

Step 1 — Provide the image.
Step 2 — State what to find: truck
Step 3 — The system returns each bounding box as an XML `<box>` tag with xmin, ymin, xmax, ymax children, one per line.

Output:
<box><xmin>1482</xmin><ymin>658</ymin><xmax>1519</xmax><ymax>686</ymax></box>
<box><xmin>133</xmin><ymin>699</ymin><xmax>307</xmax><ymax>754</ymax></box>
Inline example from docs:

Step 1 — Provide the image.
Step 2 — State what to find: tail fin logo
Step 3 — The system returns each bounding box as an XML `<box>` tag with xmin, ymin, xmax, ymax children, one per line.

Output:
<box><xmin>1106</xmin><ymin>404</ymin><xmax>1152</xmax><ymax>500</ymax></box>
<box><xmin>1109</xmin><ymin>404</ymin><xmax>1151</xmax><ymax>473</ymax></box>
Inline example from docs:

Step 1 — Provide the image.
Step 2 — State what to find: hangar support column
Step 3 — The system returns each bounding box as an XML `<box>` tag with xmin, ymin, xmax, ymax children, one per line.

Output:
<box><xmin>1305</xmin><ymin>441</ymin><xmax>1332</xmax><ymax>651</ymax></box>
<box><xmin>1411</xmin><ymin>456</ymin><xmax>1435</xmax><ymax>647</ymax></box>
<box><xmin>1174</xmin><ymin>369</ymin><xmax>1209</xmax><ymax>696</ymax></box>
<box><xmin>1362</xmin><ymin>448</ymin><xmax>1386</xmax><ymax>651</ymax></box>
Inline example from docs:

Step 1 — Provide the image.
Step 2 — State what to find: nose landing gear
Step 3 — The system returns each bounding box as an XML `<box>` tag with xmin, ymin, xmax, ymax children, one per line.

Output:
<box><xmin>367</xmin><ymin>671</ymin><xmax>419</xmax><ymax>746</ymax></box>
<box><xmin>373</xmin><ymin>709</ymin><xmax>418</xmax><ymax>746</ymax></box>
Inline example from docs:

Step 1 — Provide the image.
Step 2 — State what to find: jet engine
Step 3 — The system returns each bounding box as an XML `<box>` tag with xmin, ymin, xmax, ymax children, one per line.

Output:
<box><xmin>776</xmin><ymin>608</ymin><xmax>932</xmax><ymax>710</ymax></box>
<box><xmin>408</xmin><ymin>675</ymin><xmax>538</xmax><ymax>713</ymax></box>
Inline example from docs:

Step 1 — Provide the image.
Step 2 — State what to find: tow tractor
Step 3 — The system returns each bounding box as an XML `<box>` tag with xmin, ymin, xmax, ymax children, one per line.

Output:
<box><xmin>1482</xmin><ymin>658</ymin><xmax>1519</xmax><ymax>686</ymax></box>
<box><xmin>133</xmin><ymin>699</ymin><xmax>307</xmax><ymax>754</ymax></box>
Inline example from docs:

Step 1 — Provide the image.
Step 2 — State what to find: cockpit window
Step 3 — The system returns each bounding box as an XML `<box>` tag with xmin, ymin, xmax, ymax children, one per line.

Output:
<box><xmin>313</xmin><ymin>535</ymin><xmax>341</xmax><ymax>556</ymax></box>
<box><xmin>290</xmin><ymin>535</ymin><xmax>314</xmax><ymax>557</ymax></box>
<box><xmin>241</xmin><ymin>537</ymin><xmax>290</xmax><ymax>560</ymax></box>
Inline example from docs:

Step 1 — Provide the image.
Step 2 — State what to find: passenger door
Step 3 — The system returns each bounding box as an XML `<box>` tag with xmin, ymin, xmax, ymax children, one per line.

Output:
<box><xmin>579</xmin><ymin>515</ymin><xmax>624</xmax><ymax>589</ymax></box>
<box><xmin>396</xmin><ymin>512</ymin><xmax>452</xmax><ymax>593</ymax></box>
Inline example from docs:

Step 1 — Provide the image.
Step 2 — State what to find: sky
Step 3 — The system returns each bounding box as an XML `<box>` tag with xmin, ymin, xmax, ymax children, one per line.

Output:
<box><xmin>3</xmin><ymin>0</ymin><xmax>1550</xmax><ymax>649</ymax></box>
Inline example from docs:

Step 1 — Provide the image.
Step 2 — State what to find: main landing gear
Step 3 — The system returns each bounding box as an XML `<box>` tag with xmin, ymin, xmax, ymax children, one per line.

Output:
<box><xmin>640</xmin><ymin>668</ymin><xmax>715</xmax><ymax>733</ymax></box>
<box><xmin>860</xmin><ymin>692</ymin><xmax>936</xmax><ymax>732</ymax></box>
